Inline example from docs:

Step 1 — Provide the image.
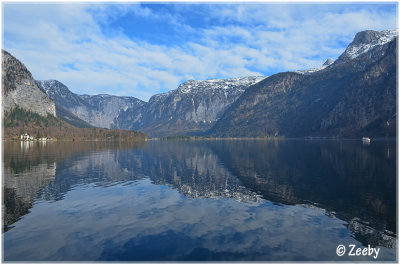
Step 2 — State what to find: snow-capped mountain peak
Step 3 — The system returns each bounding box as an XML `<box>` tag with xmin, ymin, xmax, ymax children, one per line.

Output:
<box><xmin>295</xmin><ymin>29</ymin><xmax>397</xmax><ymax>74</ymax></box>
<box><xmin>36</xmin><ymin>80</ymin><xmax>69</xmax><ymax>95</ymax></box>
<box><xmin>336</xmin><ymin>29</ymin><xmax>397</xmax><ymax>64</ymax></box>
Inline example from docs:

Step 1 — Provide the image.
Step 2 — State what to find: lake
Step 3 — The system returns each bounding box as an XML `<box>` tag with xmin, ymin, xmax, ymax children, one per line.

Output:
<box><xmin>3</xmin><ymin>139</ymin><xmax>397</xmax><ymax>261</ymax></box>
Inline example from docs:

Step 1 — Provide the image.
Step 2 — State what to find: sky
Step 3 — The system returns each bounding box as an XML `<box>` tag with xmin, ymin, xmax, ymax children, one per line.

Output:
<box><xmin>2</xmin><ymin>2</ymin><xmax>398</xmax><ymax>101</ymax></box>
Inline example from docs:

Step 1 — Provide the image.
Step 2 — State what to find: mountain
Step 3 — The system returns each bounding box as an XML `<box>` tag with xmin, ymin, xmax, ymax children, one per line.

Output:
<box><xmin>209</xmin><ymin>29</ymin><xmax>397</xmax><ymax>138</ymax></box>
<box><xmin>1</xmin><ymin>52</ymin><xmax>91</xmax><ymax>129</ymax></box>
<box><xmin>40</xmin><ymin>76</ymin><xmax>265</xmax><ymax>137</ymax></box>
<box><xmin>36</xmin><ymin>80</ymin><xmax>145</xmax><ymax>129</ymax></box>
<box><xmin>2</xmin><ymin>50</ymin><xmax>56</xmax><ymax>117</ymax></box>
<box><xmin>3</xmin><ymin>52</ymin><xmax>147</xmax><ymax>142</ymax></box>
<box><xmin>133</xmin><ymin>76</ymin><xmax>265</xmax><ymax>137</ymax></box>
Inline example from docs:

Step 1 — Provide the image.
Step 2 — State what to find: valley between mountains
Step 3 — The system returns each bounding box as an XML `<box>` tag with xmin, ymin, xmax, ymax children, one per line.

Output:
<box><xmin>3</xmin><ymin>29</ymin><xmax>397</xmax><ymax>139</ymax></box>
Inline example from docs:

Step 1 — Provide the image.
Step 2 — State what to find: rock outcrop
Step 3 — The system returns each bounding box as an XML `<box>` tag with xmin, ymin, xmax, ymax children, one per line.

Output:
<box><xmin>335</xmin><ymin>29</ymin><xmax>397</xmax><ymax>64</ymax></box>
<box><xmin>2</xmin><ymin>50</ymin><xmax>56</xmax><ymax>117</ymax></box>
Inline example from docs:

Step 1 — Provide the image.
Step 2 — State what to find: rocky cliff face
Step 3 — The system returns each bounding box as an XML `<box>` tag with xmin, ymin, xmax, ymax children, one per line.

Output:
<box><xmin>210</xmin><ymin>30</ymin><xmax>397</xmax><ymax>138</ymax></box>
<box><xmin>2</xmin><ymin>50</ymin><xmax>56</xmax><ymax>117</ymax></box>
<box><xmin>36</xmin><ymin>80</ymin><xmax>145</xmax><ymax>129</ymax></box>
<box><xmin>78</xmin><ymin>94</ymin><xmax>145</xmax><ymax>129</ymax></box>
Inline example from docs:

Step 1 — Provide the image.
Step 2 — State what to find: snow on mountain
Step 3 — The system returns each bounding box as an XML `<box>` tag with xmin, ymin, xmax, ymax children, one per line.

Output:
<box><xmin>294</xmin><ymin>64</ymin><xmax>329</xmax><ymax>75</ymax></box>
<box><xmin>295</xmin><ymin>59</ymin><xmax>334</xmax><ymax>75</ymax></box>
<box><xmin>345</xmin><ymin>29</ymin><xmax>397</xmax><ymax>59</ymax></box>
<box><xmin>294</xmin><ymin>29</ymin><xmax>397</xmax><ymax>75</ymax></box>
<box><xmin>177</xmin><ymin>76</ymin><xmax>266</xmax><ymax>94</ymax></box>
<box><xmin>336</xmin><ymin>29</ymin><xmax>397</xmax><ymax>64</ymax></box>
<box><xmin>36</xmin><ymin>80</ymin><xmax>88</xmax><ymax>109</ymax></box>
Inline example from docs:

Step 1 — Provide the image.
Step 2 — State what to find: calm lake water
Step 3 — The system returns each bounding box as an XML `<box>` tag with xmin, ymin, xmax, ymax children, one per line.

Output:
<box><xmin>3</xmin><ymin>139</ymin><xmax>397</xmax><ymax>261</ymax></box>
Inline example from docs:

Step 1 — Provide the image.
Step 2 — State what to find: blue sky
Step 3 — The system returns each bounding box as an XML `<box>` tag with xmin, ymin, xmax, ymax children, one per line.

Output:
<box><xmin>3</xmin><ymin>2</ymin><xmax>398</xmax><ymax>101</ymax></box>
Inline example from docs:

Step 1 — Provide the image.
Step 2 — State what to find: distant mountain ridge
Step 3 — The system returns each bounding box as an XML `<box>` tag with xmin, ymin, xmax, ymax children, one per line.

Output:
<box><xmin>38</xmin><ymin>76</ymin><xmax>266</xmax><ymax>136</ymax></box>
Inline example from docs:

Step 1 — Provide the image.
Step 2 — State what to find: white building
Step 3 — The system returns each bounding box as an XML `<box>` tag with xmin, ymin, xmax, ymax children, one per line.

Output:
<box><xmin>20</xmin><ymin>133</ymin><xmax>31</xmax><ymax>141</ymax></box>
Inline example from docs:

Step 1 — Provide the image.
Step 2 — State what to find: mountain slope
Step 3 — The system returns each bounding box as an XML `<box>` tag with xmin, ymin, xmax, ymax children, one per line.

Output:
<box><xmin>2</xmin><ymin>50</ymin><xmax>56</xmax><ymax>117</ymax></box>
<box><xmin>209</xmin><ymin>30</ymin><xmax>397</xmax><ymax>138</ymax></box>
<box><xmin>54</xmin><ymin>105</ymin><xmax>94</xmax><ymax>128</ymax></box>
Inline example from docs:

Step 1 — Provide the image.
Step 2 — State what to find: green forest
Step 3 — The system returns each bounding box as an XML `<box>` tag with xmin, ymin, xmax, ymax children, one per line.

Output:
<box><xmin>3</xmin><ymin>106</ymin><xmax>147</xmax><ymax>141</ymax></box>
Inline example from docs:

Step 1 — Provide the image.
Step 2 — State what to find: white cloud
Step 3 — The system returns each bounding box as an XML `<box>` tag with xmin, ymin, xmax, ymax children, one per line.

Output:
<box><xmin>3</xmin><ymin>3</ymin><xmax>397</xmax><ymax>101</ymax></box>
<box><xmin>200</xmin><ymin>3</ymin><xmax>397</xmax><ymax>70</ymax></box>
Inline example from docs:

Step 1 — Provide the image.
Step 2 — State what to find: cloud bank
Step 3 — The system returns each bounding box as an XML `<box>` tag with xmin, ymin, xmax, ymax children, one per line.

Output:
<box><xmin>3</xmin><ymin>3</ymin><xmax>397</xmax><ymax>101</ymax></box>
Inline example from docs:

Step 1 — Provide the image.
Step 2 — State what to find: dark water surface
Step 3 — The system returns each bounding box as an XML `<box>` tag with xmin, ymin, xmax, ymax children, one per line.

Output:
<box><xmin>3</xmin><ymin>139</ymin><xmax>397</xmax><ymax>261</ymax></box>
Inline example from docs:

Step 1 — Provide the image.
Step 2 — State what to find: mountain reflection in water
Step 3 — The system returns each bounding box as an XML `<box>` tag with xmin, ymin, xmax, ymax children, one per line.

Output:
<box><xmin>3</xmin><ymin>139</ymin><xmax>397</xmax><ymax>261</ymax></box>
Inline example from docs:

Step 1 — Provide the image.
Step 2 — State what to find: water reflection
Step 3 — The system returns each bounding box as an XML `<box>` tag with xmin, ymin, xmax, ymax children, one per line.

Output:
<box><xmin>4</xmin><ymin>162</ymin><xmax>56</xmax><ymax>231</ymax></box>
<box><xmin>3</xmin><ymin>141</ymin><xmax>146</xmax><ymax>230</ymax></box>
<box><xmin>210</xmin><ymin>140</ymin><xmax>396</xmax><ymax>249</ymax></box>
<box><xmin>211</xmin><ymin>140</ymin><xmax>396</xmax><ymax>224</ymax></box>
<box><xmin>3</xmin><ymin>139</ymin><xmax>397</xmax><ymax>261</ymax></box>
<box><xmin>132</xmin><ymin>141</ymin><xmax>262</xmax><ymax>202</ymax></box>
